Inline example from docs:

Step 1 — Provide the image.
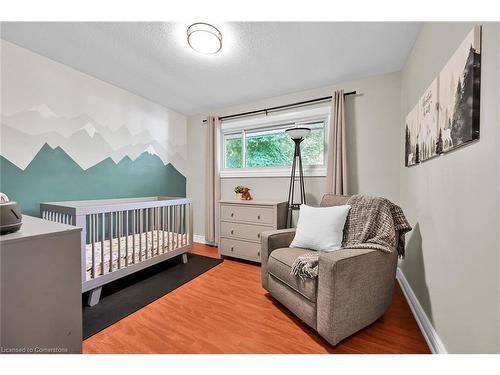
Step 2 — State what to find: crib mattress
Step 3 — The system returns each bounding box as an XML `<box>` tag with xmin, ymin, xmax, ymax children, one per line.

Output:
<box><xmin>85</xmin><ymin>230</ymin><xmax>187</xmax><ymax>280</ymax></box>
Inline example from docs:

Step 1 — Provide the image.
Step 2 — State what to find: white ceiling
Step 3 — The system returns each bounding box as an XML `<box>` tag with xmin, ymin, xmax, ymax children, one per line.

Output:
<box><xmin>1</xmin><ymin>22</ymin><xmax>421</xmax><ymax>116</ymax></box>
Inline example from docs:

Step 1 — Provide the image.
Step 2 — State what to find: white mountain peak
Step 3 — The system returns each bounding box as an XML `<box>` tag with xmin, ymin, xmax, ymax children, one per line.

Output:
<box><xmin>145</xmin><ymin>144</ymin><xmax>158</xmax><ymax>155</ymax></box>
<box><xmin>29</xmin><ymin>104</ymin><xmax>58</xmax><ymax>118</ymax></box>
<box><xmin>81</xmin><ymin>122</ymin><xmax>97</xmax><ymax>138</ymax></box>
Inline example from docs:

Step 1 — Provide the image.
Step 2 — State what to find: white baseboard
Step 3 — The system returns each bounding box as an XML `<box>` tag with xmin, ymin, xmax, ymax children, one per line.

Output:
<box><xmin>396</xmin><ymin>268</ymin><xmax>447</xmax><ymax>354</ymax></box>
<box><xmin>193</xmin><ymin>234</ymin><xmax>219</xmax><ymax>246</ymax></box>
<box><xmin>193</xmin><ymin>235</ymin><xmax>207</xmax><ymax>244</ymax></box>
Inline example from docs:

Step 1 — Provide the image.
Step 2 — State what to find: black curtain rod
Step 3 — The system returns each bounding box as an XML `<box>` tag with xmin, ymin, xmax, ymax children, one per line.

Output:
<box><xmin>202</xmin><ymin>91</ymin><xmax>356</xmax><ymax>123</ymax></box>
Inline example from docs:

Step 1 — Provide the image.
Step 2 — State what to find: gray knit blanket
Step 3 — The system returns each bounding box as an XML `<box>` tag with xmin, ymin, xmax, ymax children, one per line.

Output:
<box><xmin>291</xmin><ymin>195</ymin><xmax>412</xmax><ymax>279</ymax></box>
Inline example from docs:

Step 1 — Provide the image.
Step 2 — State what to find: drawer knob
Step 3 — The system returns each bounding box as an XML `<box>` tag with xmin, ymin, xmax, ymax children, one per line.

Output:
<box><xmin>231</xmin><ymin>246</ymin><xmax>234</xmax><ymax>252</ymax></box>
<box><xmin>257</xmin><ymin>233</ymin><xmax>261</xmax><ymax>239</ymax></box>
<box><xmin>258</xmin><ymin>251</ymin><xmax>260</xmax><ymax>257</ymax></box>
<box><xmin>231</xmin><ymin>229</ymin><xmax>234</xmax><ymax>235</ymax></box>
<box><xmin>231</xmin><ymin>212</ymin><xmax>234</xmax><ymax>217</ymax></box>
<box><xmin>257</xmin><ymin>215</ymin><xmax>261</xmax><ymax>220</ymax></box>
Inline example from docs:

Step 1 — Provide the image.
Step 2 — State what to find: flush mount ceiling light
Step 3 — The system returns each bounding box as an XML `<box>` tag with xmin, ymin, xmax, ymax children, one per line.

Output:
<box><xmin>187</xmin><ymin>23</ymin><xmax>222</xmax><ymax>55</ymax></box>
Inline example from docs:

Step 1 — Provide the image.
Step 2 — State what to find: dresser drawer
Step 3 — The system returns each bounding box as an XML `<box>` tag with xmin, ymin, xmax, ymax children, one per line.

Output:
<box><xmin>220</xmin><ymin>204</ymin><xmax>274</xmax><ymax>225</ymax></box>
<box><xmin>219</xmin><ymin>238</ymin><xmax>261</xmax><ymax>262</ymax></box>
<box><xmin>220</xmin><ymin>221</ymin><xmax>272</xmax><ymax>242</ymax></box>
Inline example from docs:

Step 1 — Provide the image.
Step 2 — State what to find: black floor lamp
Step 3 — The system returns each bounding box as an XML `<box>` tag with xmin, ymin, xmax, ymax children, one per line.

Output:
<box><xmin>285</xmin><ymin>127</ymin><xmax>311</xmax><ymax>228</ymax></box>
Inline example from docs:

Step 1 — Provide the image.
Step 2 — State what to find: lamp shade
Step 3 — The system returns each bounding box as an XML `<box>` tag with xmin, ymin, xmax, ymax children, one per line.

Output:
<box><xmin>285</xmin><ymin>127</ymin><xmax>311</xmax><ymax>140</ymax></box>
<box><xmin>187</xmin><ymin>23</ymin><xmax>222</xmax><ymax>55</ymax></box>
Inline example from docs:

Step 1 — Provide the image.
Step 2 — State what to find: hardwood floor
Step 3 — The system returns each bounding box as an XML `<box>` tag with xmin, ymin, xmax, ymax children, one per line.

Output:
<box><xmin>83</xmin><ymin>242</ymin><xmax>431</xmax><ymax>354</ymax></box>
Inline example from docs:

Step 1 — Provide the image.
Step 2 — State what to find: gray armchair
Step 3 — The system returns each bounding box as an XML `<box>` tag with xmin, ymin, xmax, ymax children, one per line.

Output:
<box><xmin>260</xmin><ymin>194</ymin><xmax>398</xmax><ymax>346</ymax></box>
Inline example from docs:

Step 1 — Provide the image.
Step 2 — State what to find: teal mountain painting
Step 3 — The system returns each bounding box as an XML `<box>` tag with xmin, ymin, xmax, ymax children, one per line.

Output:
<box><xmin>0</xmin><ymin>143</ymin><xmax>186</xmax><ymax>217</ymax></box>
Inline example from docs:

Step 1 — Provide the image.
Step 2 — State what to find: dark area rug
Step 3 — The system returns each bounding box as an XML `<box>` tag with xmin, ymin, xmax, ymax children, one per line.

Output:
<box><xmin>82</xmin><ymin>253</ymin><xmax>223</xmax><ymax>339</ymax></box>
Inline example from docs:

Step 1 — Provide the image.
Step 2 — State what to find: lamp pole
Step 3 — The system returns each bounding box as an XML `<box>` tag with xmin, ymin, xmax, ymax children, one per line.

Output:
<box><xmin>285</xmin><ymin>127</ymin><xmax>310</xmax><ymax>228</ymax></box>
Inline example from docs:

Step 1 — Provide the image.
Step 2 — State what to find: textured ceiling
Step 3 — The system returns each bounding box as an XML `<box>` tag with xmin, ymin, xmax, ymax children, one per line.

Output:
<box><xmin>1</xmin><ymin>22</ymin><xmax>421</xmax><ymax>115</ymax></box>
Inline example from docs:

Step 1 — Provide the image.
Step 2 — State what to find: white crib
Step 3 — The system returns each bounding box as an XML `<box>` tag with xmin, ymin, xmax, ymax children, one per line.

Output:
<box><xmin>40</xmin><ymin>196</ymin><xmax>193</xmax><ymax>306</ymax></box>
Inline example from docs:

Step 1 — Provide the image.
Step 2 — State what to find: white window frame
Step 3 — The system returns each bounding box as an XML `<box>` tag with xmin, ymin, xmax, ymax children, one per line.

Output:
<box><xmin>219</xmin><ymin>106</ymin><xmax>330</xmax><ymax>178</ymax></box>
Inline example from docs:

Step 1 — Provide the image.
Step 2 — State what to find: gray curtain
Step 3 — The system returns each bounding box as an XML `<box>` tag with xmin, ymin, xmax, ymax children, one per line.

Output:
<box><xmin>205</xmin><ymin>116</ymin><xmax>221</xmax><ymax>244</ymax></box>
<box><xmin>326</xmin><ymin>90</ymin><xmax>348</xmax><ymax>195</ymax></box>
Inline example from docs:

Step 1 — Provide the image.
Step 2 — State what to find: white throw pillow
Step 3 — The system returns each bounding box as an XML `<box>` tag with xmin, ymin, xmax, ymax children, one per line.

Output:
<box><xmin>290</xmin><ymin>204</ymin><xmax>351</xmax><ymax>251</ymax></box>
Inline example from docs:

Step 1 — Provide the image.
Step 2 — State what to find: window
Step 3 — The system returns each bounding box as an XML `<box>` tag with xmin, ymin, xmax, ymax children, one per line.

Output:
<box><xmin>220</xmin><ymin>106</ymin><xmax>329</xmax><ymax>177</ymax></box>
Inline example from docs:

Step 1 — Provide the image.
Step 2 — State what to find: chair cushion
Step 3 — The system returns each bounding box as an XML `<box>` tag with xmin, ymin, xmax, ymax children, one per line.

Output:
<box><xmin>267</xmin><ymin>247</ymin><xmax>318</xmax><ymax>302</ymax></box>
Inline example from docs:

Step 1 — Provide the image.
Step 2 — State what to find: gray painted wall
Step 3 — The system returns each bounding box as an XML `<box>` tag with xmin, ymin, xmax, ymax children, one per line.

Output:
<box><xmin>187</xmin><ymin>72</ymin><xmax>402</xmax><ymax>238</ymax></box>
<box><xmin>399</xmin><ymin>23</ymin><xmax>500</xmax><ymax>353</ymax></box>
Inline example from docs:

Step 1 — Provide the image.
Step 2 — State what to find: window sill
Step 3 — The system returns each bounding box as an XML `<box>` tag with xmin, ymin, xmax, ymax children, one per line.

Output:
<box><xmin>220</xmin><ymin>167</ymin><xmax>326</xmax><ymax>178</ymax></box>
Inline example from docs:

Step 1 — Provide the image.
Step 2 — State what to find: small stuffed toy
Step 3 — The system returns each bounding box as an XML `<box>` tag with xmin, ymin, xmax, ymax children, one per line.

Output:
<box><xmin>241</xmin><ymin>187</ymin><xmax>253</xmax><ymax>200</ymax></box>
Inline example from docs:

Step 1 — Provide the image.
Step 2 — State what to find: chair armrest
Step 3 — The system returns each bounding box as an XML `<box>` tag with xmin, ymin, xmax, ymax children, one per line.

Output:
<box><xmin>317</xmin><ymin>248</ymin><xmax>398</xmax><ymax>345</ymax></box>
<box><xmin>260</xmin><ymin>228</ymin><xmax>296</xmax><ymax>290</ymax></box>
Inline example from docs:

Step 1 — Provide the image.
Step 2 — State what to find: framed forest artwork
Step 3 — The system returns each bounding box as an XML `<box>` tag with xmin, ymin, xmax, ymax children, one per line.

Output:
<box><xmin>405</xmin><ymin>26</ymin><xmax>481</xmax><ymax>167</ymax></box>
<box><xmin>405</xmin><ymin>105</ymin><xmax>419</xmax><ymax>166</ymax></box>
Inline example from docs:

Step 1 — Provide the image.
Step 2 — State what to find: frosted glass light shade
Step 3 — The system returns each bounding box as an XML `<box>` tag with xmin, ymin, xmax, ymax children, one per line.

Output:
<box><xmin>187</xmin><ymin>23</ymin><xmax>222</xmax><ymax>55</ymax></box>
<box><xmin>285</xmin><ymin>127</ymin><xmax>311</xmax><ymax>140</ymax></box>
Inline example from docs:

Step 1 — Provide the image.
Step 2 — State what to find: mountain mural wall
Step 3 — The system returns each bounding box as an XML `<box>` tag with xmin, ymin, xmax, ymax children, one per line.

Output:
<box><xmin>0</xmin><ymin>144</ymin><xmax>186</xmax><ymax>216</ymax></box>
<box><xmin>0</xmin><ymin>40</ymin><xmax>188</xmax><ymax>215</ymax></box>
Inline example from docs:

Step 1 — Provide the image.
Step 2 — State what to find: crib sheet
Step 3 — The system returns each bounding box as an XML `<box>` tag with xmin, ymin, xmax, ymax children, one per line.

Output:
<box><xmin>85</xmin><ymin>230</ymin><xmax>187</xmax><ymax>280</ymax></box>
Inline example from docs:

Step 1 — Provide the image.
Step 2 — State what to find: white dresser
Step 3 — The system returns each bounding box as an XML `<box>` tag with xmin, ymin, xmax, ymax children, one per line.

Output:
<box><xmin>219</xmin><ymin>200</ymin><xmax>287</xmax><ymax>263</ymax></box>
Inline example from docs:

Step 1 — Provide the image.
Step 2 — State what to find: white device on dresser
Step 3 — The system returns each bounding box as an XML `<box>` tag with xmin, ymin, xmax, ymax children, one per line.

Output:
<box><xmin>218</xmin><ymin>200</ymin><xmax>287</xmax><ymax>262</ymax></box>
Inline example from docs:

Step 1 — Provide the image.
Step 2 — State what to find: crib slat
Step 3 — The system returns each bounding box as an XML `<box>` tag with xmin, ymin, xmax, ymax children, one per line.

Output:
<box><xmin>153</xmin><ymin>208</ymin><xmax>156</xmax><ymax>255</ymax></box>
<box><xmin>178</xmin><ymin>206</ymin><xmax>181</xmax><ymax>247</ymax></box>
<box><xmin>167</xmin><ymin>206</ymin><xmax>170</xmax><ymax>251</ymax></box>
<box><xmin>179</xmin><ymin>205</ymin><xmax>182</xmax><ymax>247</ymax></box>
<box><xmin>144</xmin><ymin>209</ymin><xmax>147</xmax><ymax>257</ymax></box>
<box><xmin>161</xmin><ymin>207</ymin><xmax>165</xmax><ymax>253</ymax></box>
<box><xmin>101</xmin><ymin>213</ymin><xmax>105</xmax><ymax>275</ymax></box>
<box><xmin>180</xmin><ymin>205</ymin><xmax>183</xmax><ymax>246</ymax></box>
<box><xmin>182</xmin><ymin>204</ymin><xmax>185</xmax><ymax>245</ymax></box>
<box><xmin>179</xmin><ymin>205</ymin><xmax>184</xmax><ymax>246</ymax></box>
<box><xmin>182</xmin><ymin>204</ymin><xmax>186</xmax><ymax>246</ymax></box>
<box><xmin>91</xmin><ymin>214</ymin><xmax>96</xmax><ymax>279</ymax></box>
<box><xmin>150</xmin><ymin>208</ymin><xmax>154</xmax><ymax>257</ymax></box>
<box><xmin>183</xmin><ymin>205</ymin><xmax>186</xmax><ymax>245</ymax></box>
<box><xmin>123</xmin><ymin>211</ymin><xmax>128</xmax><ymax>267</ymax></box>
<box><xmin>155</xmin><ymin>207</ymin><xmax>159</xmax><ymax>256</ymax></box>
<box><xmin>188</xmin><ymin>203</ymin><xmax>191</xmax><ymax>244</ymax></box>
<box><xmin>185</xmin><ymin>204</ymin><xmax>188</xmax><ymax>245</ymax></box>
<box><xmin>139</xmin><ymin>210</ymin><xmax>143</xmax><ymax>262</ymax></box>
<box><xmin>172</xmin><ymin>206</ymin><xmax>179</xmax><ymax>249</ymax></box>
<box><xmin>117</xmin><ymin>211</ymin><xmax>122</xmax><ymax>269</ymax></box>
<box><xmin>109</xmin><ymin>212</ymin><xmax>113</xmax><ymax>273</ymax></box>
<box><xmin>164</xmin><ymin>206</ymin><xmax>170</xmax><ymax>251</ymax></box>
<box><xmin>178</xmin><ymin>205</ymin><xmax>181</xmax><ymax>247</ymax></box>
<box><xmin>151</xmin><ymin>208</ymin><xmax>154</xmax><ymax>255</ymax></box>
<box><xmin>151</xmin><ymin>208</ymin><xmax>155</xmax><ymax>256</ymax></box>
<box><xmin>167</xmin><ymin>206</ymin><xmax>171</xmax><ymax>250</ymax></box>
<box><xmin>171</xmin><ymin>205</ymin><xmax>174</xmax><ymax>249</ymax></box>
<box><xmin>132</xmin><ymin>210</ymin><xmax>136</xmax><ymax>264</ymax></box>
